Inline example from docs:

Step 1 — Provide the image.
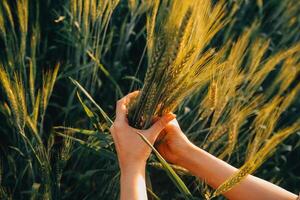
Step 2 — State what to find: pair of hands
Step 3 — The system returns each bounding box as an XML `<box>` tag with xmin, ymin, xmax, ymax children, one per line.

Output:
<box><xmin>110</xmin><ymin>91</ymin><xmax>193</xmax><ymax>172</ymax></box>
<box><xmin>110</xmin><ymin>92</ymin><xmax>299</xmax><ymax>200</ymax></box>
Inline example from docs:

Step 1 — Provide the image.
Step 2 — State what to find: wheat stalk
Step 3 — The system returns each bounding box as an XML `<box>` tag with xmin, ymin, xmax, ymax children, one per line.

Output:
<box><xmin>128</xmin><ymin>0</ymin><xmax>229</xmax><ymax>129</ymax></box>
<box><xmin>213</xmin><ymin>123</ymin><xmax>300</xmax><ymax>197</ymax></box>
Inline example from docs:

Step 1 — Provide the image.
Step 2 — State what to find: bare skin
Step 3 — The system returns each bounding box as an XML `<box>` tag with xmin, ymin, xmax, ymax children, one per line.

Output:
<box><xmin>110</xmin><ymin>91</ymin><xmax>176</xmax><ymax>200</ymax></box>
<box><xmin>156</xmin><ymin>119</ymin><xmax>298</xmax><ymax>200</ymax></box>
<box><xmin>111</xmin><ymin>92</ymin><xmax>298</xmax><ymax>200</ymax></box>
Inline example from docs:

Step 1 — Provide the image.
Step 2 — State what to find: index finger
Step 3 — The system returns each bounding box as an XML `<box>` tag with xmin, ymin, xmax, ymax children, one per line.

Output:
<box><xmin>115</xmin><ymin>91</ymin><xmax>139</xmax><ymax>122</ymax></box>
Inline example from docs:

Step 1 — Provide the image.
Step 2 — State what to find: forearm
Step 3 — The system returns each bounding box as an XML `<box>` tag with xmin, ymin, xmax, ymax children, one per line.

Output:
<box><xmin>179</xmin><ymin>144</ymin><xmax>297</xmax><ymax>200</ymax></box>
<box><xmin>120</xmin><ymin>164</ymin><xmax>147</xmax><ymax>200</ymax></box>
<box><xmin>179</xmin><ymin>145</ymin><xmax>236</xmax><ymax>190</ymax></box>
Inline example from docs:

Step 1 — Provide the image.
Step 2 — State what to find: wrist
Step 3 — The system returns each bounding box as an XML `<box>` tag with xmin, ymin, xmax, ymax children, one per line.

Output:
<box><xmin>119</xmin><ymin>161</ymin><xmax>147</xmax><ymax>200</ymax></box>
<box><xmin>176</xmin><ymin>143</ymin><xmax>200</xmax><ymax>168</ymax></box>
<box><xmin>120</xmin><ymin>161</ymin><xmax>146</xmax><ymax>175</ymax></box>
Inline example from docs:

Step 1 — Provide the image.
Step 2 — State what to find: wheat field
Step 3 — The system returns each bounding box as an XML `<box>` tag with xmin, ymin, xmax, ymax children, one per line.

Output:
<box><xmin>0</xmin><ymin>0</ymin><xmax>299</xmax><ymax>199</ymax></box>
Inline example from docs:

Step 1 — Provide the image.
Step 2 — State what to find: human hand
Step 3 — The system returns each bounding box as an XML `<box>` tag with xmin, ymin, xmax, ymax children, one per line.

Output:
<box><xmin>155</xmin><ymin>118</ymin><xmax>195</xmax><ymax>166</ymax></box>
<box><xmin>110</xmin><ymin>91</ymin><xmax>176</xmax><ymax>172</ymax></box>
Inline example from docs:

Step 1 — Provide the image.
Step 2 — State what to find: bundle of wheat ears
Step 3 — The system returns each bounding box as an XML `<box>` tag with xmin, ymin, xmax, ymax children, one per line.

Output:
<box><xmin>128</xmin><ymin>0</ymin><xmax>229</xmax><ymax>129</ymax></box>
<box><xmin>127</xmin><ymin>0</ymin><xmax>300</xmax><ymax>196</ymax></box>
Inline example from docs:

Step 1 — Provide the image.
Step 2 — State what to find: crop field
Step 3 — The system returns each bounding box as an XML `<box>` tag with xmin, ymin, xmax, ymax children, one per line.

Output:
<box><xmin>0</xmin><ymin>0</ymin><xmax>299</xmax><ymax>199</ymax></box>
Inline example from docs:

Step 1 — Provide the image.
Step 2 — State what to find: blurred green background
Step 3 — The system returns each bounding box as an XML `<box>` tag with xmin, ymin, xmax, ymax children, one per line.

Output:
<box><xmin>0</xmin><ymin>0</ymin><xmax>299</xmax><ymax>199</ymax></box>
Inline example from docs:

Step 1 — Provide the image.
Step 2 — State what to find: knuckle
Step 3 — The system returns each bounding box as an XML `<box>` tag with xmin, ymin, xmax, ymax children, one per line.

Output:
<box><xmin>116</xmin><ymin>99</ymin><xmax>122</xmax><ymax>105</ymax></box>
<box><xmin>117</xmin><ymin>97</ymin><xmax>126</xmax><ymax>105</ymax></box>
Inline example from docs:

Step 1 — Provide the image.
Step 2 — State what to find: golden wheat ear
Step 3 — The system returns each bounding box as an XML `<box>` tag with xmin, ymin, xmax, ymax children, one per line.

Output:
<box><xmin>0</xmin><ymin>67</ymin><xmax>20</xmax><ymax>128</ymax></box>
<box><xmin>129</xmin><ymin>0</ymin><xmax>230</xmax><ymax>130</ymax></box>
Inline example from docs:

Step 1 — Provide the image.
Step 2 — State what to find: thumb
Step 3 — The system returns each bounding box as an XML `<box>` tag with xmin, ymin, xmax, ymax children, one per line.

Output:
<box><xmin>145</xmin><ymin>113</ymin><xmax>176</xmax><ymax>142</ymax></box>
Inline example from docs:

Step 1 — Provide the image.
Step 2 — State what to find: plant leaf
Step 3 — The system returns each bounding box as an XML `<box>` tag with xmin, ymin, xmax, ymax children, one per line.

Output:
<box><xmin>69</xmin><ymin>77</ymin><xmax>113</xmax><ymax>126</ymax></box>
<box><xmin>136</xmin><ymin>131</ymin><xmax>193</xmax><ymax>200</ymax></box>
